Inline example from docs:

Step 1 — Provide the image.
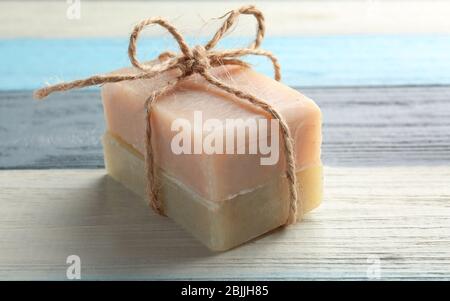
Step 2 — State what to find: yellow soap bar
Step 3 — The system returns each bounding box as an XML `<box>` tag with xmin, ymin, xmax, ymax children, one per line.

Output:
<box><xmin>103</xmin><ymin>132</ymin><xmax>322</xmax><ymax>251</ymax></box>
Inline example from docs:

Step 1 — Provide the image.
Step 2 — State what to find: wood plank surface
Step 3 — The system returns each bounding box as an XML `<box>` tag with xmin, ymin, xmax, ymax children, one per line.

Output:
<box><xmin>0</xmin><ymin>167</ymin><xmax>449</xmax><ymax>280</ymax></box>
<box><xmin>1</xmin><ymin>85</ymin><xmax>450</xmax><ymax>169</ymax></box>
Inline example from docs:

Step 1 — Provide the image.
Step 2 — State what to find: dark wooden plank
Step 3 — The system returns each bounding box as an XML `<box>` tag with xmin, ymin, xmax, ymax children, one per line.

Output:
<box><xmin>304</xmin><ymin>86</ymin><xmax>450</xmax><ymax>165</ymax></box>
<box><xmin>1</xmin><ymin>86</ymin><xmax>449</xmax><ymax>169</ymax></box>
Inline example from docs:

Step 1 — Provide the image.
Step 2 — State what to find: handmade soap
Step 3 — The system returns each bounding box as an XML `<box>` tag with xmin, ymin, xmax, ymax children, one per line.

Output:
<box><xmin>101</xmin><ymin>62</ymin><xmax>323</xmax><ymax>251</ymax></box>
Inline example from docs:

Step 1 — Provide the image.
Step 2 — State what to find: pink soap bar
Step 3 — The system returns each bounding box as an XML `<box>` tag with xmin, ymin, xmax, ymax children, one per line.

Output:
<box><xmin>102</xmin><ymin>63</ymin><xmax>322</xmax><ymax>202</ymax></box>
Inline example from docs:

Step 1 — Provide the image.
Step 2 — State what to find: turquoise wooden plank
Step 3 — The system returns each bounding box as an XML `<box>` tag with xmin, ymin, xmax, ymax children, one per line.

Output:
<box><xmin>1</xmin><ymin>35</ymin><xmax>450</xmax><ymax>89</ymax></box>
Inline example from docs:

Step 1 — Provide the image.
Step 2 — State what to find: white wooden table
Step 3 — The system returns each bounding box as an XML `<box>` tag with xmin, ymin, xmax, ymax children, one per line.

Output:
<box><xmin>0</xmin><ymin>166</ymin><xmax>449</xmax><ymax>280</ymax></box>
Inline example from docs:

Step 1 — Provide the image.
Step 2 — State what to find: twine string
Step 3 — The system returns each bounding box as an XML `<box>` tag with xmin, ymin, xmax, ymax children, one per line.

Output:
<box><xmin>33</xmin><ymin>5</ymin><xmax>301</xmax><ymax>224</ymax></box>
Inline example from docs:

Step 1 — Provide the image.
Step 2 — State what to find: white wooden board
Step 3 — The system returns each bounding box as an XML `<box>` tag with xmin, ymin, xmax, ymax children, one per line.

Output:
<box><xmin>0</xmin><ymin>166</ymin><xmax>449</xmax><ymax>280</ymax></box>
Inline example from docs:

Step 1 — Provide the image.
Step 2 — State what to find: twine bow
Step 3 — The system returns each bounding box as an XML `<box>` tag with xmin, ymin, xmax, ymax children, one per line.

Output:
<box><xmin>34</xmin><ymin>5</ymin><xmax>301</xmax><ymax>225</ymax></box>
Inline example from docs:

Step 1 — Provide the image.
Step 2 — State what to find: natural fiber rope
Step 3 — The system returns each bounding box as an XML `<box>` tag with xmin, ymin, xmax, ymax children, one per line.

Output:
<box><xmin>33</xmin><ymin>5</ymin><xmax>301</xmax><ymax>225</ymax></box>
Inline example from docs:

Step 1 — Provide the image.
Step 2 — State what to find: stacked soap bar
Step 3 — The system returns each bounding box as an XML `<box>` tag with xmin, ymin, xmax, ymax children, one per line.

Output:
<box><xmin>101</xmin><ymin>61</ymin><xmax>322</xmax><ymax>251</ymax></box>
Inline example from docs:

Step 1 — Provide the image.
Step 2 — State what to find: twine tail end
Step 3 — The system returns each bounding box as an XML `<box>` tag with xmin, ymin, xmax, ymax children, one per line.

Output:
<box><xmin>33</xmin><ymin>88</ymin><xmax>48</xmax><ymax>100</ymax></box>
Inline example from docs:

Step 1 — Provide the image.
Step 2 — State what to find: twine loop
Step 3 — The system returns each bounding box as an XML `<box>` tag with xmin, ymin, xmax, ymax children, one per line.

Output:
<box><xmin>33</xmin><ymin>5</ymin><xmax>301</xmax><ymax>225</ymax></box>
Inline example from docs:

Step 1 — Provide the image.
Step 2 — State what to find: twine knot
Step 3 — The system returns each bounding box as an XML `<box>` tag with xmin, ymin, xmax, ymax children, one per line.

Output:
<box><xmin>179</xmin><ymin>45</ymin><xmax>210</xmax><ymax>77</ymax></box>
<box><xmin>33</xmin><ymin>5</ymin><xmax>301</xmax><ymax>225</ymax></box>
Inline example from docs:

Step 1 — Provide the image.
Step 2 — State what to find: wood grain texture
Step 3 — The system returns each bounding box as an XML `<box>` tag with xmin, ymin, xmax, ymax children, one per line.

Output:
<box><xmin>1</xmin><ymin>85</ymin><xmax>450</xmax><ymax>169</ymax></box>
<box><xmin>0</xmin><ymin>167</ymin><xmax>449</xmax><ymax>280</ymax></box>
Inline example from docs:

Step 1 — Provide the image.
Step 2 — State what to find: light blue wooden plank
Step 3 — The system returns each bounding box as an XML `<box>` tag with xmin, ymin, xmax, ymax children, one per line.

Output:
<box><xmin>1</xmin><ymin>35</ymin><xmax>450</xmax><ymax>89</ymax></box>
